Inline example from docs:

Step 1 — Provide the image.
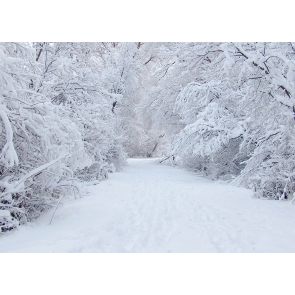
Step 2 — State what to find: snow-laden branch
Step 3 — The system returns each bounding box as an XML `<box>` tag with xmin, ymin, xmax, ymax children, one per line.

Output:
<box><xmin>0</xmin><ymin>109</ymin><xmax>19</xmax><ymax>167</ymax></box>
<box><xmin>0</xmin><ymin>154</ymin><xmax>70</xmax><ymax>200</ymax></box>
<box><xmin>233</xmin><ymin>43</ymin><xmax>295</xmax><ymax>105</ymax></box>
<box><xmin>14</xmin><ymin>153</ymin><xmax>70</xmax><ymax>188</ymax></box>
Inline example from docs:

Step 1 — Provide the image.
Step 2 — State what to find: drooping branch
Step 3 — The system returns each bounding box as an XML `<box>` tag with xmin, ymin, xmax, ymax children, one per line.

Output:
<box><xmin>234</xmin><ymin>45</ymin><xmax>292</xmax><ymax>99</ymax></box>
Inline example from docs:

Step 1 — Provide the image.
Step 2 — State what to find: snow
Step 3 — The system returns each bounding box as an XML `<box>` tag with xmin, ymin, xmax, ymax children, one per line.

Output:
<box><xmin>1</xmin><ymin>158</ymin><xmax>295</xmax><ymax>253</ymax></box>
<box><xmin>0</xmin><ymin>210</ymin><xmax>10</xmax><ymax>217</ymax></box>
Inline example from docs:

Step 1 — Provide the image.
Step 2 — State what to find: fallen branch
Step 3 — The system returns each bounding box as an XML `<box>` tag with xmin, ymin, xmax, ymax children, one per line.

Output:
<box><xmin>159</xmin><ymin>155</ymin><xmax>174</xmax><ymax>163</ymax></box>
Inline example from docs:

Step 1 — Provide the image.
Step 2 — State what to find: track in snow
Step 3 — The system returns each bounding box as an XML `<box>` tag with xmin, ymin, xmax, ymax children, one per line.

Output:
<box><xmin>1</xmin><ymin>158</ymin><xmax>295</xmax><ymax>252</ymax></box>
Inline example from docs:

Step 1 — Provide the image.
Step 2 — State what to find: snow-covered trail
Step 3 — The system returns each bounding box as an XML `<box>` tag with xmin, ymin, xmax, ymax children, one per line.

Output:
<box><xmin>1</xmin><ymin>158</ymin><xmax>295</xmax><ymax>252</ymax></box>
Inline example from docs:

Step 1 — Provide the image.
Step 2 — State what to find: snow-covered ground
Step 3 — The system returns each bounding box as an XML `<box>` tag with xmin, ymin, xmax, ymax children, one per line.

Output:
<box><xmin>1</xmin><ymin>158</ymin><xmax>295</xmax><ymax>252</ymax></box>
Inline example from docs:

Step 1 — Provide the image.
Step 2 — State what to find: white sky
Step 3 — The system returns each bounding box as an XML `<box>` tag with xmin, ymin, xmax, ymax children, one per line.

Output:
<box><xmin>1</xmin><ymin>1</ymin><xmax>293</xmax><ymax>42</ymax></box>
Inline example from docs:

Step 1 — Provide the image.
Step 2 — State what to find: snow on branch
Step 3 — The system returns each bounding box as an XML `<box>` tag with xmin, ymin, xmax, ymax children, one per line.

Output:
<box><xmin>0</xmin><ymin>109</ymin><xmax>19</xmax><ymax>167</ymax></box>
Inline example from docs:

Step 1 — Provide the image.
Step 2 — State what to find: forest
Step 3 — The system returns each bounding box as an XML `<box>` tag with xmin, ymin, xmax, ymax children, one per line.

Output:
<box><xmin>1</xmin><ymin>42</ymin><xmax>295</xmax><ymax>233</ymax></box>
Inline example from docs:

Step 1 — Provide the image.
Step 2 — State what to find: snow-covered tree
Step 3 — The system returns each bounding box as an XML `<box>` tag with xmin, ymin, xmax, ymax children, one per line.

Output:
<box><xmin>164</xmin><ymin>42</ymin><xmax>295</xmax><ymax>200</ymax></box>
<box><xmin>0</xmin><ymin>43</ymin><xmax>89</xmax><ymax>231</ymax></box>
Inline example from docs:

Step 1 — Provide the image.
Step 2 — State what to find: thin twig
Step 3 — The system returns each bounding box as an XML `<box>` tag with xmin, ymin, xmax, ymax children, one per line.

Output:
<box><xmin>49</xmin><ymin>195</ymin><xmax>64</xmax><ymax>225</ymax></box>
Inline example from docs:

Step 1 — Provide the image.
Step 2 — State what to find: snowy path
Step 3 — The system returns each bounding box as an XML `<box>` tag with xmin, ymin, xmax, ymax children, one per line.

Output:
<box><xmin>1</xmin><ymin>158</ymin><xmax>295</xmax><ymax>252</ymax></box>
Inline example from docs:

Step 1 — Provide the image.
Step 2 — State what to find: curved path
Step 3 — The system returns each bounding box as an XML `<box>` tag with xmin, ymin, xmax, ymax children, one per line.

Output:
<box><xmin>1</xmin><ymin>158</ymin><xmax>295</xmax><ymax>252</ymax></box>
